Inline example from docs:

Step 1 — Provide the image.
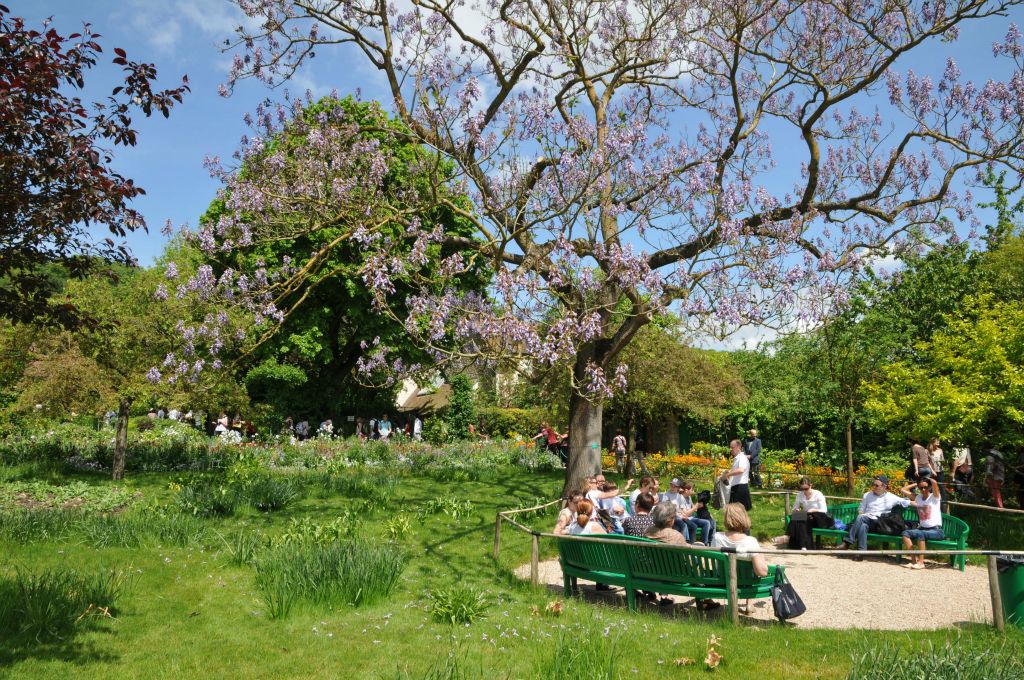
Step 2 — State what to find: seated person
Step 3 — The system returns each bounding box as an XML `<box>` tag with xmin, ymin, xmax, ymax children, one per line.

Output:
<box><xmin>629</xmin><ymin>476</ymin><xmax>658</xmax><ymax>509</ymax></box>
<box><xmin>840</xmin><ymin>475</ymin><xmax>908</xmax><ymax>560</ymax></box>
<box><xmin>899</xmin><ymin>475</ymin><xmax>943</xmax><ymax>569</ymax></box>
<box><xmin>711</xmin><ymin>503</ymin><xmax>769</xmax><ymax>578</ymax></box>
<box><xmin>623</xmin><ymin>492</ymin><xmax>656</xmax><ymax>537</ymax></box>
<box><xmin>586</xmin><ymin>474</ymin><xmax>634</xmax><ymax>510</ymax></box>
<box><xmin>553</xmin><ymin>491</ymin><xmax>583</xmax><ymax>536</ymax></box>
<box><xmin>645</xmin><ymin>501</ymin><xmax>687</xmax><ymax>545</ymax></box>
<box><xmin>566</xmin><ymin>499</ymin><xmax>606</xmax><ymax>535</ymax></box>
<box><xmin>786</xmin><ymin>477</ymin><xmax>829</xmax><ymax>549</ymax></box>
<box><xmin>678</xmin><ymin>480</ymin><xmax>714</xmax><ymax>544</ymax></box>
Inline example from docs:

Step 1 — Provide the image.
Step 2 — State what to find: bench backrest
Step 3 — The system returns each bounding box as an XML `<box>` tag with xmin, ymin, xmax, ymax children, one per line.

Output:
<box><xmin>557</xmin><ymin>535</ymin><xmax>628</xmax><ymax>574</ymax></box>
<box><xmin>828</xmin><ymin>502</ymin><xmax>968</xmax><ymax>542</ymax></box>
<box><xmin>621</xmin><ymin>542</ymin><xmax>727</xmax><ymax>587</ymax></box>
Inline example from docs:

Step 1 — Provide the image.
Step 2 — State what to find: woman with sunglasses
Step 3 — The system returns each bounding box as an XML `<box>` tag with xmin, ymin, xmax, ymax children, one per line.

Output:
<box><xmin>899</xmin><ymin>475</ymin><xmax>943</xmax><ymax>569</ymax></box>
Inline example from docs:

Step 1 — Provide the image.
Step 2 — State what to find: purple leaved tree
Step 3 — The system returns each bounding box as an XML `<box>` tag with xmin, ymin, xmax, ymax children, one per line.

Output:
<box><xmin>172</xmin><ymin>1</ymin><xmax>1024</xmax><ymax>491</ymax></box>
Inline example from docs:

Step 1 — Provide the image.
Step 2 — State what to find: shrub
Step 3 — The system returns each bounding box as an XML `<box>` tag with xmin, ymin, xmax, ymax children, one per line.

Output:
<box><xmin>427</xmin><ymin>586</ymin><xmax>489</xmax><ymax>625</ymax></box>
<box><xmin>0</xmin><ymin>566</ymin><xmax>136</xmax><ymax>642</ymax></box>
<box><xmin>221</xmin><ymin>530</ymin><xmax>266</xmax><ymax>567</ymax></box>
<box><xmin>476</xmin><ymin>407</ymin><xmax>549</xmax><ymax>440</ymax></box>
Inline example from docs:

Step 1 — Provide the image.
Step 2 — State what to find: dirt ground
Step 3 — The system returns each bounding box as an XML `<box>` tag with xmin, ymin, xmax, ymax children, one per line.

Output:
<box><xmin>514</xmin><ymin>543</ymin><xmax>993</xmax><ymax>629</ymax></box>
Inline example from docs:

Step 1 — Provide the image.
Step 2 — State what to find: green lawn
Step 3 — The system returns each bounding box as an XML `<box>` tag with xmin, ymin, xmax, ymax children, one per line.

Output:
<box><xmin>0</xmin><ymin>465</ymin><xmax>1020</xmax><ymax>679</ymax></box>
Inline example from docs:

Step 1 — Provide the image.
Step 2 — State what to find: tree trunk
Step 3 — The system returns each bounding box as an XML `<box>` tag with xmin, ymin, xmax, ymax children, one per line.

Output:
<box><xmin>113</xmin><ymin>398</ymin><xmax>131</xmax><ymax>481</ymax></box>
<box><xmin>846</xmin><ymin>419</ymin><xmax>854</xmax><ymax>495</ymax></box>
<box><xmin>563</xmin><ymin>389</ymin><xmax>604</xmax><ymax>495</ymax></box>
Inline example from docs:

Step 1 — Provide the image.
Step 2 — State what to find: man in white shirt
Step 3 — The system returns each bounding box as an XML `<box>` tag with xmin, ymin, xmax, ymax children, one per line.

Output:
<box><xmin>720</xmin><ymin>439</ymin><xmax>752</xmax><ymax>510</ymax></box>
<box><xmin>842</xmin><ymin>475</ymin><xmax>907</xmax><ymax>559</ymax></box>
<box><xmin>413</xmin><ymin>416</ymin><xmax>423</xmax><ymax>441</ymax></box>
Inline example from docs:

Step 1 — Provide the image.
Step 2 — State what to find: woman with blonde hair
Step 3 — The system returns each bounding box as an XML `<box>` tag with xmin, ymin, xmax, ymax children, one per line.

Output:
<box><xmin>711</xmin><ymin>503</ymin><xmax>768</xmax><ymax>578</ymax></box>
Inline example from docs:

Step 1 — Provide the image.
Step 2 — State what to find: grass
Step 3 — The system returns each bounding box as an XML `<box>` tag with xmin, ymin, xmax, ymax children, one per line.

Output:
<box><xmin>0</xmin><ymin>464</ymin><xmax>1020</xmax><ymax>678</ymax></box>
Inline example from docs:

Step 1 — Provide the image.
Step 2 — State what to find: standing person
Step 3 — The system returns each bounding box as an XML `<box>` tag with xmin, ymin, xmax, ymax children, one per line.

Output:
<box><xmin>611</xmin><ymin>431</ymin><xmax>627</xmax><ymax>475</ymax></box>
<box><xmin>911</xmin><ymin>439</ymin><xmax>935</xmax><ymax>480</ymax></box>
<box><xmin>378</xmin><ymin>414</ymin><xmax>393</xmax><ymax>440</ymax></box>
<box><xmin>295</xmin><ymin>419</ymin><xmax>310</xmax><ymax>441</ymax></box>
<box><xmin>355</xmin><ymin>416</ymin><xmax>365</xmax><ymax>439</ymax></box>
<box><xmin>743</xmin><ymin>429</ymin><xmax>763</xmax><ymax>489</ymax></box>
<box><xmin>720</xmin><ymin>439</ymin><xmax>752</xmax><ymax>510</ymax></box>
<box><xmin>215</xmin><ymin>411</ymin><xmax>229</xmax><ymax>435</ymax></box>
<box><xmin>1014</xmin><ymin>451</ymin><xmax>1024</xmax><ymax>510</ymax></box>
<box><xmin>928</xmin><ymin>437</ymin><xmax>947</xmax><ymax>501</ymax></box>
<box><xmin>632</xmin><ymin>430</ymin><xmax>649</xmax><ymax>475</ymax></box>
<box><xmin>558</xmin><ymin>430</ymin><xmax>570</xmax><ymax>466</ymax></box>
<box><xmin>413</xmin><ymin>415</ymin><xmax>423</xmax><ymax>441</ymax></box>
<box><xmin>986</xmin><ymin>448</ymin><xmax>1005</xmax><ymax>509</ymax></box>
<box><xmin>950</xmin><ymin>446</ymin><xmax>974</xmax><ymax>498</ymax></box>
<box><xmin>899</xmin><ymin>475</ymin><xmax>943</xmax><ymax>569</ymax></box>
<box><xmin>531</xmin><ymin>422</ymin><xmax>559</xmax><ymax>455</ymax></box>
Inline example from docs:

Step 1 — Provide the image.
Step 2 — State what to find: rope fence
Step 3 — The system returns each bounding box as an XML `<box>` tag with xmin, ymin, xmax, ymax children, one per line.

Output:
<box><xmin>494</xmin><ymin>494</ymin><xmax>1024</xmax><ymax>630</ymax></box>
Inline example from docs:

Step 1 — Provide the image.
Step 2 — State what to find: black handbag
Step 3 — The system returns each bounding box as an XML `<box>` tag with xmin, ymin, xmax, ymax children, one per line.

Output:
<box><xmin>771</xmin><ymin>571</ymin><xmax>806</xmax><ymax>621</ymax></box>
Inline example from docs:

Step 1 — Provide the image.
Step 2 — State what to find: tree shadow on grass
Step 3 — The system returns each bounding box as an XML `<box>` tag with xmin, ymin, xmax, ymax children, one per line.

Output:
<box><xmin>0</xmin><ymin>629</ymin><xmax>120</xmax><ymax>668</ymax></box>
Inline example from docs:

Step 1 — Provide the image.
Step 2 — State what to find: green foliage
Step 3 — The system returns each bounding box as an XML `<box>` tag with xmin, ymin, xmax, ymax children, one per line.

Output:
<box><xmin>0</xmin><ymin>566</ymin><xmax>136</xmax><ymax>642</ymax></box>
<box><xmin>863</xmin><ymin>295</ymin><xmax>1024</xmax><ymax>448</ymax></box>
<box><xmin>220</xmin><ymin>530</ymin><xmax>266</xmax><ymax>567</ymax></box>
<box><xmin>608</xmin><ymin>326</ymin><xmax>747</xmax><ymax>425</ymax></box>
<box><xmin>444</xmin><ymin>375</ymin><xmax>476</xmax><ymax>439</ymax></box>
<box><xmin>476</xmin><ymin>406</ymin><xmax>551</xmax><ymax>440</ymax></box>
<box><xmin>274</xmin><ymin>516</ymin><xmax>360</xmax><ymax>546</ymax></box>
<box><xmin>847</xmin><ymin>636</ymin><xmax>1024</xmax><ymax>679</ymax></box>
<box><xmin>0</xmin><ymin>480</ymin><xmax>136</xmax><ymax>512</ymax></box>
<box><xmin>253</xmin><ymin>539</ymin><xmax>405</xmax><ymax>619</ymax></box>
<box><xmin>427</xmin><ymin>586</ymin><xmax>489</xmax><ymax>625</ymax></box>
<box><xmin>0</xmin><ymin>508</ymin><xmax>208</xmax><ymax>549</ymax></box>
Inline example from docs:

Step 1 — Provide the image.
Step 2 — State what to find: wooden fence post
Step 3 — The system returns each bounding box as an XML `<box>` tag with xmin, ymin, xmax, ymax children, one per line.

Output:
<box><xmin>493</xmin><ymin>512</ymin><xmax>502</xmax><ymax>560</ymax></box>
<box><xmin>727</xmin><ymin>553</ymin><xmax>739</xmax><ymax>625</ymax></box>
<box><xmin>531</xmin><ymin>534</ymin><xmax>540</xmax><ymax>587</ymax></box>
<box><xmin>989</xmin><ymin>555</ymin><xmax>1005</xmax><ymax>632</ymax></box>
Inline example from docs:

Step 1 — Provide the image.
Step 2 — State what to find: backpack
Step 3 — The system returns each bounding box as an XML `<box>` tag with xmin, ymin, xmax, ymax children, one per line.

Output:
<box><xmin>872</xmin><ymin>507</ymin><xmax>906</xmax><ymax>535</ymax></box>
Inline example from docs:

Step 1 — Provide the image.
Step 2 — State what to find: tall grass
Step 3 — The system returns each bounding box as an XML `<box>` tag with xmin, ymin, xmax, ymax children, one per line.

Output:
<box><xmin>847</xmin><ymin>636</ymin><xmax>1024</xmax><ymax>679</ymax></box>
<box><xmin>243</xmin><ymin>475</ymin><xmax>302</xmax><ymax>512</ymax></box>
<box><xmin>537</xmin><ymin>622</ymin><xmax>621</xmax><ymax>680</ymax></box>
<box><xmin>253</xmin><ymin>540</ymin><xmax>405</xmax><ymax>619</ymax></box>
<box><xmin>0</xmin><ymin>566</ymin><xmax>136</xmax><ymax>641</ymax></box>
<box><xmin>0</xmin><ymin>508</ymin><xmax>208</xmax><ymax>548</ymax></box>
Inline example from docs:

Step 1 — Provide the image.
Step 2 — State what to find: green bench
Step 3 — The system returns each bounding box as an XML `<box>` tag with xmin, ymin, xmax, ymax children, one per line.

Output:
<box><xmin>556</xmin><ymin>534</ymin><xmax>783</xmax><ymax>612</ymax></box>
<box><xmin>785</xmin><ymin>503</ymin><xmax>970</xmax><ymax>571</ymax></box>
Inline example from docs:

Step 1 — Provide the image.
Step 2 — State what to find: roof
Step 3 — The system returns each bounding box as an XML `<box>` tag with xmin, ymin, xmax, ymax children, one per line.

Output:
<box><xmin>397</xmin><ymin>383</ymin><xmax>452</xmax><ymax>414</ymax></box>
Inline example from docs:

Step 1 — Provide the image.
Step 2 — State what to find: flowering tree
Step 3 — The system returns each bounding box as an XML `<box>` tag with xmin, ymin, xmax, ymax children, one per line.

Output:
<box><xmin>0</xmin><ymin>6</ymin><xmax>188</xmax><ymax>328</ymax></box>
<box><xmin>173</xmin><ymin>0</ymin><xmax>1024</xmax><ymax>488</ymax></box>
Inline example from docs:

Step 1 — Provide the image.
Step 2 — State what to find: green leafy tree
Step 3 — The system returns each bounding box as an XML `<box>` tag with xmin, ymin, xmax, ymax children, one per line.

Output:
<box><xmin>607</xmin><ymin>325</ymin><xmax>746</xmax><ymax>456</ymax></box>
<box><xmin>863</xmin><ymin>295</ymin><xmax>1024</xmax><ymax>450</ymax></box>
<box><xmin>199</xmin><ymin>97</ymin><xmax>485</xmax><ymax>422</ymax></box>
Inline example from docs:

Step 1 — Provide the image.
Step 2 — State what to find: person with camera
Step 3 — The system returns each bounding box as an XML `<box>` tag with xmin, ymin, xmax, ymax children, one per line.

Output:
<box><xmin>899</xmin><ymin>474</ymin><xmax>943</xmax><ymax>569</ymax></box>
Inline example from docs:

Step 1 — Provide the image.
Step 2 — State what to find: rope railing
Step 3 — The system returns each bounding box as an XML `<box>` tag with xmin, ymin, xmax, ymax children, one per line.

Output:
<box><xmin>494</xmin><ymin>495</ymin><xmax>1024</xmax><ymax>630</ymax></box>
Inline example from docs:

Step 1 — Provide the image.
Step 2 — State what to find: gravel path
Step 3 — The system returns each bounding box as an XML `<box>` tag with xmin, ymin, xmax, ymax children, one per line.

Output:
<box><xmin>514</xmin><ymin>544</ymin><xmax>993</xmax><ymax>629</ymax></box>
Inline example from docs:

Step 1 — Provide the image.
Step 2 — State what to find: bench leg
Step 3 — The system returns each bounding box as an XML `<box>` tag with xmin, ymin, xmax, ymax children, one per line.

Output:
<box><xmin>626</xmin><ymin>587</ymin><xmax>637</xmax><ymax>612</ymax></box>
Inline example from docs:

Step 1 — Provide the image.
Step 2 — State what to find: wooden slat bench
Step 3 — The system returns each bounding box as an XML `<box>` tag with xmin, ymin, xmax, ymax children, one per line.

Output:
<box><xmin>555</xmin><ymin>534</ymin><xmax>782</xmax><ymax>613</ymax></box>
<box><xmin>785</xmin><ymin>503</ymin><xmax>970</xmax><ymax>571</ymax></box>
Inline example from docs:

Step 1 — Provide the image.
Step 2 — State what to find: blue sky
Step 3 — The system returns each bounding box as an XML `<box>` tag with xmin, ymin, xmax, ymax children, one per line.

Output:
<box><xmin>24</xmin><ymin>0</ymin><xmax>1024</xmax><ymax>286</ymax></box>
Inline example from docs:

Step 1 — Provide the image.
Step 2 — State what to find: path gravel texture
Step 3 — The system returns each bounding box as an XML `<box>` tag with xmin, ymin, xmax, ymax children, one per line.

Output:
<box><xmin>515</xmin><ymin>544</ymin><xmax>993</xmax><ymax>629</ymax></box>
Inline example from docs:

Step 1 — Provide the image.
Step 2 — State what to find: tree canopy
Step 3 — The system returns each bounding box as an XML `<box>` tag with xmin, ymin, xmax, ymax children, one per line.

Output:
<box><xmin>0</xmin><ymin>6</ymin><xmax>188</xmax><ymax>327</ymax></box>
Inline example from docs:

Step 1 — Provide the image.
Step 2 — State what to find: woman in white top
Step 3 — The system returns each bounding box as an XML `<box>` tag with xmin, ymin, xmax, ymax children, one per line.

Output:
<box><xmin>553</xmin><ymin>491</ymin><xmax>583</xmax><ymax>535</ymax></box>
<box><xmin>792</xmin><ymin>478</ymin><xmax>828</xmax><ymax>513</ymax></box>
<box><xmin>566</xmin><ymin>499</ymin><xmax>607</xmax><ymax>535</ymax></box>
<box><xmin>710</xmin><ymin>503</ymin><xmax>768</xmax><ymax>577</ymax></box>
<box><xmin>899</xmin><ymin>476</ymin><xmax>943</xmax><ymax>569</ymax></box>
